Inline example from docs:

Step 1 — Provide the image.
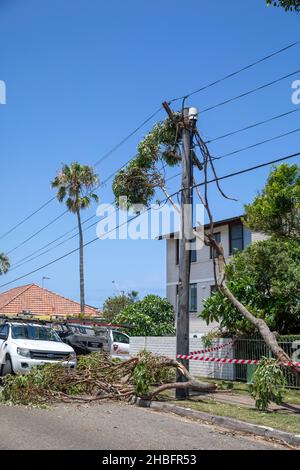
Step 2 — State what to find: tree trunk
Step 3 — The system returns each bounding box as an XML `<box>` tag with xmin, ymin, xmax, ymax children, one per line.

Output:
<box><xmin>76</xmin><ymin>209</ymin><xmax>85</xmax><ymax>315</ymax></box>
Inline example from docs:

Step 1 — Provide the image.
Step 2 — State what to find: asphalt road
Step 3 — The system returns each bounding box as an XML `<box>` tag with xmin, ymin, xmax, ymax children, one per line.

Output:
<box><xmin>0</xmin><ymin>402</ymin><xmax>285</xmax><ymax>450</ymax></box>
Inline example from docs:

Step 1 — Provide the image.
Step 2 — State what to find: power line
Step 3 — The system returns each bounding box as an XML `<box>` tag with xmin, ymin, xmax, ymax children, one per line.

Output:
<box><xmin>213</xmin><ymin>127</ymin><xmax>300</xmax><ymax>161</ymax></box>
<box><xmin>10</xmin><ymin>214</ymin><xmax>97</xmax><ymax>267</ymax></box>
<box><xmin>0</xmin><ymin>197</ymin><xmax>56</xmax><ymax>241</ymax></box>
<box><xmin>191</xmin><ymin>152</ymin><xmax>300</xmax><ymax>192</ymax></box>
<box><xmin>8</xmin><ymin>157</ymin><xmax>135</xmax><ymax>265</ymax></box>
<box><xmin>8</xmin><ymin>153</ymin><xmax>138</xmax><ymax>264</ymax></box>
<box><xmin>5</xmin><ymin>108</ymin><xmax>163</xmax><ymax>258</ymax></box>
<box><xmin>205</xmin><ymin>108</ymin><xmax>300</xmax><ymax>144</ymax></box>
<box><xmin>0</xmin><ymin>209</ymin><xmax>146</xmax><ymax>289</ymax></box>
<box><xmin>3</xmin><ymin>40</ymin><xmax>299</xmax><ymax>251</ymax></box>
<box><xmin>201</xmin><ymin>69</ymin><xmax>300</xmax><ymax>114</ymax></box>
<box><xmin>170</xmin><ymin>39</ymin><xmax>300</xmax><ymax>102</ymax></box>
<box><xmin>3</xmin><ymin>39</ymin><xmax>299</xmax><ymax>247</ymax></box>
<box><xmin>6</xmin><ymin>210</ymin><xmax>69</xmax><ymax>256</ymax></box>
<box><xmin>10</xmin><ymin>205</ymin><xmax>116</xmax><ymax>271</ymax></box>
<box><xmin>93</xmin><ymin>107</ymin><xmax>163</xmax><ymax>167</ymax></box>
<box><xmin>2</xmin><ymin>38</ymin><xmax>300</xmax><ymax>243</ymax></box>
<box><xmin>1</xmin><ymin>150</ymin><xmax>299</xmax><ymax>289</ymax></box>
<box><xmin>0</xmin><ymin>107</ymin><xmax>163</xmax><ymax>244</ymax></box>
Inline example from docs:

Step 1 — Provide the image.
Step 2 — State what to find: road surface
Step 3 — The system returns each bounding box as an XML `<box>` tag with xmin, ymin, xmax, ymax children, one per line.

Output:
<box><xmin>0</xmin><ymin>402</ymin><xmax>285</xmax><ymax>450</ymax></box>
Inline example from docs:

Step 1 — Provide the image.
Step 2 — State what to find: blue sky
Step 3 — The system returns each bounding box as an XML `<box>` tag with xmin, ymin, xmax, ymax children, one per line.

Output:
<box><xmin>0</xmin><ymin>0</ymin><xmax>299</xmax><ymax>307</ymax></box>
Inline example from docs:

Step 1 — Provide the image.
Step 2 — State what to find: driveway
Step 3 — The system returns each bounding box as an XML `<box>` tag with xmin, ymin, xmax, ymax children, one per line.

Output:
<box><xmin>0</xmin><ymin>402</ymin><xmax>285</xmax><ymax>450</ymax></box>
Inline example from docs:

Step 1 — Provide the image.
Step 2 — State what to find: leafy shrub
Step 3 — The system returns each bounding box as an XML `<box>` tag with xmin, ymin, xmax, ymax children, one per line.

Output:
<box><xmin>249</xmin><ymin>357</ymin><xmax>286</xmax><ymax>411</ymax></box>
<box><xmin>115</xmin><ymin>295</ymin><xmax>175</xmax><ymax>336</ymax></box>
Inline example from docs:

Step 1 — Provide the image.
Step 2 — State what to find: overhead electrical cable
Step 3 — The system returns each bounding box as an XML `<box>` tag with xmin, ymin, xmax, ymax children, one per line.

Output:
<box><xmin>1</xmin><ymin>150</ymin><xmax>299</xmax><ymax>289</ymax></box>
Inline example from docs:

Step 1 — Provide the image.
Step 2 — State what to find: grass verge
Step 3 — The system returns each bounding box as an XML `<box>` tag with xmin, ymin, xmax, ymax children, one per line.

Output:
<box><xmin>168</xmin><ymin>398</ymin><xmax>300</xmax><ymax>434</ymax></box>
<box><xmin>196</xmin><ymin>376</ymin><xmax>300</xmax><ymax>405</ymax></box>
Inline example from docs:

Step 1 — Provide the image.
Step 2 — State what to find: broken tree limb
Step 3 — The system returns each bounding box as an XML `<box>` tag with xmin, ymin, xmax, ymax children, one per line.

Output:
<box><xmin>141</xmin><ymin>356</ymin><xmax>217</xmax><ymax>400</ymax></box>
<box><xmin>219</xmin><ymin>282</ymin><xmax>292</xmax><ymax>366</ymax></box>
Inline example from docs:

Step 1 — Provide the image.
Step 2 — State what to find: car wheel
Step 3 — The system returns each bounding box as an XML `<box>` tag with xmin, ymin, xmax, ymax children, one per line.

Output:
<box><xmin>2</xmin><ymin>356</ymin><xmax>13</xmax><ymax>376</ymax></box>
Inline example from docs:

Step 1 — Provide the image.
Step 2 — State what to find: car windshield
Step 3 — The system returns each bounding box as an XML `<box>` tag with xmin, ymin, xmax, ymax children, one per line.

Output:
<box><xmin>11</xmin><ymin>325</ymin><xmax>62</xmax><ymax>342</ymax></box>
<box><xmin>69</xmin><ymin>325</ymin><xmax>96</xmax><ymax>336</ymax></box>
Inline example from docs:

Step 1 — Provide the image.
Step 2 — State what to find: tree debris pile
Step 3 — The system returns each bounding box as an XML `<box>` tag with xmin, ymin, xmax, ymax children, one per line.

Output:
<box><xmin>0</xmin><ymin>351</ymin><xmax>216</xmax><ymax>406</ymax></box>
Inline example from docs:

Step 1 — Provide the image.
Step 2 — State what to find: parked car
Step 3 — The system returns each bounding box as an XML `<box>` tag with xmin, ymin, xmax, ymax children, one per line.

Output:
<box><xmin>54</xmin><ymin>323</ymin><xmax>130</xmax><ymax>360</ymax></box>
<box><xmin>96</xmin><ymin>327</ymin><xmax>130</xmax><ymax>360</ymax></box>
<box><xmin>53</xmin><ymin>323</ymin><xmax>111</xmax><ymax>355</ymax></box>
<box><xmin>0</xmin><ymin>321</ymin><xmax>76</xmax><ymax>376</ymax></box>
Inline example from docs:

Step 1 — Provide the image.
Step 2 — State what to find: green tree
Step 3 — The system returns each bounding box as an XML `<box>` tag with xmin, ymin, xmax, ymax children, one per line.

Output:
<box><xmin>0</xmin><ymin>253</ymin><xmax>10</xmax><ymax>275</ymax></box>
<box><xmin>244</xmin><ymin>164</ymin><xmax>300</xmax><ymax>239</ymax></box>
<box><xmin>266</xmin><ymin>0</ymin><xmax>300</xmax><ymax>11</ymax></box>
<box><xmin>51</xmin><ymin>162</ymin><xmax>99</xmax><ymax>314</ymax></box>
<box><xmin>201</xmin><ymin>239</ymin><xmax>300</xmax><ymax>335</ymax></box>
<box><xmin>115</xmin><ymin>294</ymin><xmax>175</xmax><ymax>336</ymax></box>
<box><xmin>102</xmin><ymin>291</ymin><xmax>138</xmax><ymax>323</ymax></box>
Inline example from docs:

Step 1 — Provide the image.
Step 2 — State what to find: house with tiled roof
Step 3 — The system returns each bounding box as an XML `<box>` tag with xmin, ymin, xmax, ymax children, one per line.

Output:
<box><xmin>0</xmin><ymin>284</ymin><xmax>99</xmax><ymax>317</ymax></box>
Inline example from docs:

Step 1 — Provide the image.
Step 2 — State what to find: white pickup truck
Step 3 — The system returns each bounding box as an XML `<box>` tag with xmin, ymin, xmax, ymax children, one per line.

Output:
<box><xmin>0</xmin><ymin>321</ymin><xmax>76</xmax><ymax>376</ymax></box>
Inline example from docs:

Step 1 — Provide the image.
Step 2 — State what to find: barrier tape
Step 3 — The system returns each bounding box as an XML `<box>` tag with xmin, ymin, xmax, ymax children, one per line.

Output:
<box><xmin>189</xmin><ymin>341</ymin><xmax>234</xmax><ymax>356</ymax></box>
<box><xmin>176</xmin><ymin>355</ymin><xmax>300</xmax><ymax>367</ymax></box>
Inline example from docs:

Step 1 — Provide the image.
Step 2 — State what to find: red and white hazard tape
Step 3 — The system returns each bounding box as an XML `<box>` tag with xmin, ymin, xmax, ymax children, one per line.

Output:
<box><xmin>189</xmin><ymin>341</ymin><xmax>234</xmax><ymax>356</ymax></box>
<box><xmin>176</xmin><ymin>355</ymin><xmax>300</xmax><ymax>367</ymax></box>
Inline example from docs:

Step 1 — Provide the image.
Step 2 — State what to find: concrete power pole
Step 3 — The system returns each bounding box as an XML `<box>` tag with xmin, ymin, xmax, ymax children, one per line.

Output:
<box><xmin>176</xmin><ymin>107</ymin><xmax>197</xmax><ymax>399</ymax></box>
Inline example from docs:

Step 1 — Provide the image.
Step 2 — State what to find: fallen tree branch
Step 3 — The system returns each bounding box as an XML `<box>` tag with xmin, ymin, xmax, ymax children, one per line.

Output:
<box><xmin>141</xmin><ymin>356</ymin><xmax>217</xmax><ymax>400</ymax></box>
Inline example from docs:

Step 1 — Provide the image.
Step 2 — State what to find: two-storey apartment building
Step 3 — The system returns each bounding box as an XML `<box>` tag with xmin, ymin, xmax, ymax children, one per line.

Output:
<box><xmin>162</xmin><ymin>215</ymin><xmax>265</xmax><ymax>335</ymax></box>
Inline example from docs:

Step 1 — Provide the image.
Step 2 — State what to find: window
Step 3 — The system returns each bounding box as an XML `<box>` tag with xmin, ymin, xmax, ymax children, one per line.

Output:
<box><xmin>176</xmin><ymin>283</ymin><xmax>198</xmax><ymax>312</ymax></box>
<box><xmin>176</xmin><ymin>238</ymin><xmax>197</xmax><ymax>264</ymax></box>
<box><xmin>210</xmin><ymin>232</ymin><xmax>221</xmax><ymax>259</ymax></box>
<box><xmin>190</xmin><ymin>238</ymin><xmax>197</xmax><ymax>263</ymax></box>
<box><xmin>11</xmin><ymin>325</ymin><xmax>61</xmax><ymax>342</ymax></box>
<box><xmin>189</xmin><ymin>283</ymin><xmax>197</xmax><ymax>312</ymax></box>
<box><xmin>112</xmin><ymin>331</ymin><xmax>130</xmax><ymax>344</ymax></box>
<box><xmin>0</xmin><ymin>324</ymin><xmax>9</xmax><ymax>339</ymax></box>
<box><xmin>230</xmin><ymin>223</ymin><xmax>244</xmax><ymax>254</ymax></box>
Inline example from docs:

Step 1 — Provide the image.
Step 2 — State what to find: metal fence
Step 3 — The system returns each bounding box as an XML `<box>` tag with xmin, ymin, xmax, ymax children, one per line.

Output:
<box><xmin>234</xmin><ymin>337</ymin><xmax>300</xmax><ymax>389</ymax></box>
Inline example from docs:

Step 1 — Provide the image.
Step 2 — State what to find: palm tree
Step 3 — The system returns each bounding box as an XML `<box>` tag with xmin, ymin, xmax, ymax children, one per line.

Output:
<box><xmin>0</xmin><ymin>253</ymin><xmax>10</xmax><ymax>275</ymax></box>
<box><xmin>51</xmin><ymin>162</ymin><xmax>99</xmax><ymax>314</ymax></box>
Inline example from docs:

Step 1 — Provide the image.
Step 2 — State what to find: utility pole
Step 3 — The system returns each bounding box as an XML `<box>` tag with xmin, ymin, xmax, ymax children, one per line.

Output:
<box><xmin>162</xmin><ymin>103</ymin><xmax>197</xmax><ymax>399</ymax></box>
<box><xmin>176</xmin><ymin>108</ymin><xmax>194</xmax><ymax>398</ymax></box>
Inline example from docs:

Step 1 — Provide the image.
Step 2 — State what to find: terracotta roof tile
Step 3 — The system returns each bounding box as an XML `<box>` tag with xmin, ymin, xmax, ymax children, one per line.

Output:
<box><xmin>0</xmin><ymin>284</ymin><xmax>99</xmax><ymax>317</ymax></box>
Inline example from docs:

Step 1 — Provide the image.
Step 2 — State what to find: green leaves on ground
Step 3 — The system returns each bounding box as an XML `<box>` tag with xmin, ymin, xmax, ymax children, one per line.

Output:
<box><xmin>0</xmin><ymin>351</ymin><xmax>176</xmax><ymax>406</ymax></box>
<box><xmin>133</xmin><ymin>351</ymin><xmax>175</xmax><ymax>396</ymax></box>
